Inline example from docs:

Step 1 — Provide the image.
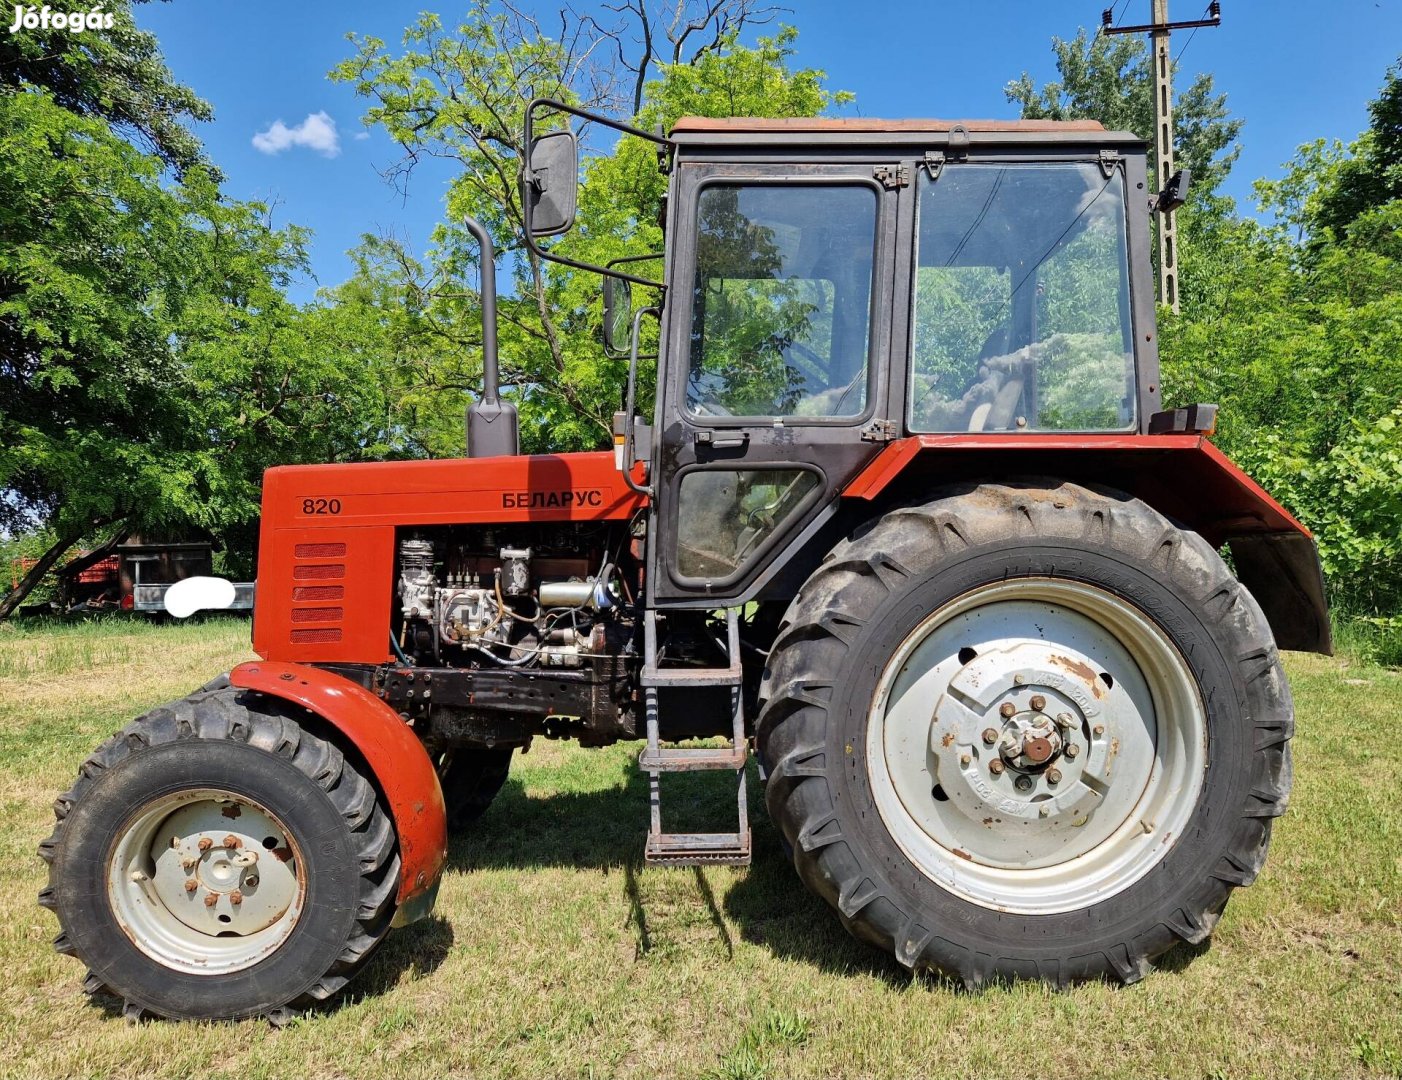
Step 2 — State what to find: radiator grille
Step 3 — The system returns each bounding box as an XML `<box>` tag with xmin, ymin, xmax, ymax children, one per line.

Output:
<box><xmin>292</xmin><ymin>585</ymin><xmax>344</xmax><ymax>602</ymax></box>
<box><xmin>290</xmin><ymin>627</ymin><xmax>343</xmax><ymax>644</ymax></box>
<box><xmin>294</xmin><ymin>542</ymin><xmax>347</xmax><ymax>558</ymax></box>
<box><xmin>293</xmin><ymin>563</ymin><xmax>344</xmax><ymax>581</ymax></box>
<box><xmin>291</xmin><ymin>606</ymin><xmax>344</xmax><ymax>623</ymax></box>
<box><xmin>290</xmin><ymin>539</ymin><xmax>347</xmax><ymax>645</ymax></box>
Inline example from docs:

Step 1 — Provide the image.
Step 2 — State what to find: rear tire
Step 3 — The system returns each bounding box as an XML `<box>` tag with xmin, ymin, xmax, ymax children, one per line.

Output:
<box><xmin>756</xmin><ymin>480</ymin><xmax>1292</xmax><ymax>987</ymax></box>
<box><xmin>38</xmin><ymin>686</ymin><xmax>400</xmax><ymax>1021</ymax></box>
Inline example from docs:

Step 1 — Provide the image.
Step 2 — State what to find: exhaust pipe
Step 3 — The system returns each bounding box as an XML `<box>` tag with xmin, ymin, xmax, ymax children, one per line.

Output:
<box><xmin>464</xmin><ymin>216</ymin><xmax>519</xmax><ymax>458</ymax></box>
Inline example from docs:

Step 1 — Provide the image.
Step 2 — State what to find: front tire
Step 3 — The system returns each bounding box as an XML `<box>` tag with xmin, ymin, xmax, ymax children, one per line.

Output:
<box><xmin>757</xmin><ymin>481</ymin><xmax>1292</xmax><ymax>987</ymax></box>
<box><xmin>38</xmin><ymin>686</ymin><xmax>400</xmax><ymax>1021</ymax></box>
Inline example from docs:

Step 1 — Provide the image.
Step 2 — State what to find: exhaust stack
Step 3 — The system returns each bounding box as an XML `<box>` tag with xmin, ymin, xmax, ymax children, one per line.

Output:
<box><xmin>464</xmin><ymin>216</ymin><xmax>519</xmax><ymax>458</ymax></box>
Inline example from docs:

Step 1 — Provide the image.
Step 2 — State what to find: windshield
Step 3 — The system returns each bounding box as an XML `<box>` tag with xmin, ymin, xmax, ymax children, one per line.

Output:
<box><xmin>908</xmin><ymin>163</ymin><xmax>1135</xmax><ymax>433</ymax></box>
<box><xmin>687</xmin><ymin>183</ymin><xmax>876</xmax><ymax>419</ymax></box>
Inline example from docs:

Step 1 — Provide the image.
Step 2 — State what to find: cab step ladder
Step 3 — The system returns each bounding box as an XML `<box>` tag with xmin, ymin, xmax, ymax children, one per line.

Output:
<box><xmin>639</xmin><ymin>608</ymin><xmax>751</xmax><ymax>866</ymax></box>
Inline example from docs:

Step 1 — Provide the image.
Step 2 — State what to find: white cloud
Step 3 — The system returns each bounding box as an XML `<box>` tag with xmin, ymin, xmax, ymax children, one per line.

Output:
<box><xmin>252</xmin><ymin>111</ymin><xmax>341</xmax><ymax>158</ymax></box>
<box><xmin>353</xmin><ymin>131</ymin><xmax>371</xmax><ymax>141</ymax></box>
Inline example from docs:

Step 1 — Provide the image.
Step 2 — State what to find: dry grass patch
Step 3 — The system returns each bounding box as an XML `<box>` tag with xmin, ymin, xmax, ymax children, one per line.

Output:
<box><xmin>1</xmin><ymin>622</ymin><xmax>1399</xmax><ymax>1079</ymax></box>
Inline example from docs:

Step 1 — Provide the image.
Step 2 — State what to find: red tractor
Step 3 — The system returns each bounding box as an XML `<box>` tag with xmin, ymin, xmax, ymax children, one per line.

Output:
<box><xmin>39</xmin><ymin>103</ymin><xmax>1329</xmax><ymax>1021</ymax></box>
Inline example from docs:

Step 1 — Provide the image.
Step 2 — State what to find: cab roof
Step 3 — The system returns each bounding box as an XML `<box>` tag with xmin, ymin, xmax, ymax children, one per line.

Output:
<box><xmin>672</xmin><ymin>117</ymin><xmax>1107</xmax><ymax>134</ymax></box>
<box><xmin>668</xmin><ymin>115</ymin><xmax>1141</xmax><ymax>150</ymax></box>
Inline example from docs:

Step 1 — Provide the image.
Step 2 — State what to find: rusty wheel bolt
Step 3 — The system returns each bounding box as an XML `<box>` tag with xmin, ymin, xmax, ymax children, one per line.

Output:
<box><xmin>197</xmin><ymin>837</ymin><xmax>213</xmax><ymax>852</ymax></box>
<box><xmin>999</xmin><ymin>702</ymin><xmax>1016</xmax><ymax>719</ymax></box>
<box><xmin>184</xmin><ymin>879</ymin><xmax>198</xmax><ymax>893</ymax></box>
<box><xmin>1046</xmin><ymin>768</ymin><xmax>1063</xmax><ymax>785</ymax></box>
<box><xmin>988</xmin><ymin>759</ymin><xmax>1006</xmax><ymax>776</ymax></box>
<box><xmin>981</xmin><ymin>728</ymin><xmax>998</xmax><ymax>745</ymax></box>
<box><xmin>203</xmin><ymin>892</ymin><xmax>218</xmax><ymax>908</ymax></box>
<box><xmin>959</xmin><ymin>753</ymin><xmax>972</xmax><ymax>768</ymax></box>
<box><xmin>229</xmin><ymin>890</ymin><xmax>243</xmax><ymax>906</ymax></box>
<box><xmin>1030</xmin><ymin>694</ymin><xmax>1046</xmax><ymax>712</ymax></box>
<box><xmin>223</xmin><ymin>835</ymin><xmax>241</xmax><ymax>850</ymax></box>
<box><xmin>181</xmin><ymin>858</ymin><xmax>197</xmax><ymax>872</ymax></box>
<box><xmin>1093</xmin><ymin>724</ymin><xmax>1106</xmax><ymax>738</ymax></box>
<box><xmin>1014</xmin><ymin>775</ymin><xmax>1034</xmax><ymax>792</ymax></box>
<box><xmin>1064</xmin><ymin>743</ymin><xmax>1081</xmax><ymax>760</ymax></box>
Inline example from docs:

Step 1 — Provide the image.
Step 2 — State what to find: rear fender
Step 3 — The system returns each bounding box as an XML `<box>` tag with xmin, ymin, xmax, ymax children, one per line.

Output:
<box><xmin>843</xmin><ymin>434</ymin><xmax>1332</xmax><ymax>654</ymax></box>
<box><xmin>229</xmin><ymin>661</ymin><xmax>446</xmax><ymax>919</ymax></box>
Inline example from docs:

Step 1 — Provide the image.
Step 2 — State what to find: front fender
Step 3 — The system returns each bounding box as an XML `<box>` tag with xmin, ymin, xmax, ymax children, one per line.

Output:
<box><xmin>229</xmin><ymin>661</ymin><xmax>446</xmax><ymax>918</ymax></box>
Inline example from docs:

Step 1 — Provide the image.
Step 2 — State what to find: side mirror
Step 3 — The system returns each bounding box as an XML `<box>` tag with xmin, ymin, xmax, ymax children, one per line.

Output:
<box><xmin>1155</xmin><ymin>168</ymin><xmax>1191</xmax><ymax>214</ymax></box>
<box><xmin>602</xmin><ymin>276</ymin><xmax>632</xmax><ymax>356</ymax></box>
<box><xmin>523</xmin><ymin>129</ymin><xmax>579</xmax><ymax>238</ymax></box>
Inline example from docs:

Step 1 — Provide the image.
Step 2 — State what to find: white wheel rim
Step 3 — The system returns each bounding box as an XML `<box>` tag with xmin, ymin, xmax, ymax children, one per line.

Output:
<box><xmin>107</xmin><ymin>790</ymin><xmax>305</xmax><ymax>974</ymax></box>
<box><xmin>866</xmin><ymin>578</ymin><xmax>1206</xmax><ymax>915</ymax></box>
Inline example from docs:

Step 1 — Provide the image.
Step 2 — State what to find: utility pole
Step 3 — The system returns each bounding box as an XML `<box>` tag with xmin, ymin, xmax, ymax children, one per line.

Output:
<box><xmin>1102</xmin><ymin>1</ymin><xmax>1221</xmax><ymax>313</ymax></box>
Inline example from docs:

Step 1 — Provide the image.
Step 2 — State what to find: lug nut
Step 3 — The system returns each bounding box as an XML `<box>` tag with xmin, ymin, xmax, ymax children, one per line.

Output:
<box><xmin>197</xmin><ymin>837</ymin><xmax>213</xmax><ymax>852</ymax></box>
<box><xmin>999</xmin><ymin>702</ymin><xmax>1016</xmax><ymax>718</ymax></box>
<box><xmin>129</xmin><ymin>870</ymin><xmax>147</xmax><ymax>883</ymax></box>
<box><xmin>1064</xmin><ymin>743</ymin><xmax>1081</xmax><ymax>760</ymax></box>
<box><xmin>203</xmin><ymin>892</ymin><xmax>218</xmax><ymax>908</ymax></box>
<box><xmin>989</xmin><ymin>759</ymin><xmax>1006</xmax><ymax>776</ymax></box>
<box><xmin>1030</xmin><ymin>694</ymin><xmax>1046</xmax><ymax>711</ymax></box>
<box><xmin>1014</xmin><ymin>674</ymin><xmax>1026</xmax><ymax>685</ymax></box>
<box><xmin>184</xmin><ymin>879</ymin><xmax>198</xmax><ymax>893</ymax></box>
<box><xmin>181</xmin><ymin>858</ymin><xmax>197</xmax><ymax>872</ymax></box>
<box><xmin>223</xmin><ymin>835</ymin><xmax>242</xmax><ymax>850</ymax></box>
<box><xmin>1014</xmin><ymin>775</ymin><xmax>1034</xmax><ymax>793</ymax></box>
<box><xmin>169</xmin><ymin>835</ymin><xmax>180</xmax><ymax>849</ymax></box>
<box><xmin>1057</xmin><ymin>713</ymin><xmax>1074</xmax><ymax>726</ymax></box>
<box><xmin>1039</xmin><ymin>806</ymin><xmax>1050</xmax><ymax>818</ymax></box>
<box><xmin>982</xmin><ymin>728</ymin><xmax>999</xmax><ymax>745</ymax></box>
<box><xmin>229</xmin><ymin>890</ymin><xmax>243</xmax><ymax>906</ymax></box>
<box><xmin>1093</xmin><ymin>724</ymin><xmax>1106</xmax><ymax>738</ymax></box>
<box><xmin>959</xmin><ymin>753</ymin><xmax>972</xmax><ymax>768</ymax></box>
<box><xmin>1047</xmin><ymin>768</ymin><xmax>1063</xmax><ymax>785</ymax></box>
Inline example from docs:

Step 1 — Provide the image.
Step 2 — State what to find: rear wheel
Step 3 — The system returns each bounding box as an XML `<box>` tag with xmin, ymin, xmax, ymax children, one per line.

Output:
<box><xmin>38</xmin><ymin>687</ymin><xmax>400</xmax><ymax>1021</ymax></box>
<box><xmin>757</xmin><ymin>481</ymin><xmax>1293</xmax><ymax>986</ymax></box>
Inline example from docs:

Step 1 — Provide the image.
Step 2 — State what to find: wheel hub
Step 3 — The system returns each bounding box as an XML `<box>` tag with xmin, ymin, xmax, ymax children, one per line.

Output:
<box><xmin>108</xmin><ymin>791</ymin><xmax>305</xmax><ymax>974</ymax></box>
<box><xmin>928</xmin><ymin>641</ymin><xmax>1118</xmax><ymax>839</ymax></box>
<box><xmin>868</xmin><ymin>579</ymin><xmax>1207</xmax><ymax>914</ymax></box>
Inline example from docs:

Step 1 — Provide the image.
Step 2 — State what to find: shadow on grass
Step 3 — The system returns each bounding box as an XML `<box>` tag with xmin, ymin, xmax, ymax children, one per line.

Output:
<box><xmin>442</xmin><ymin>762</ymin><xmax>911</xmax><ymax>986</ymax></box>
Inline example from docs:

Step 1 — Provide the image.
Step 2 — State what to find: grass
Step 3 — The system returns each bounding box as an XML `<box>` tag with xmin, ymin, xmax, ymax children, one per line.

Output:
<box><xmin>0</xmin><ymin>617</ymin><xmax>1399</xmax><ymax>1079</ymax></box>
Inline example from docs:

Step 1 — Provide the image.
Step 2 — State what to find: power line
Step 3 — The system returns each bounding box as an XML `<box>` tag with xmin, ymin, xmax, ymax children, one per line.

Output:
<box><xmin>1174</xmin><ymin>2</ymin><xmax>1214</xmax><ymax>63</ymax></box>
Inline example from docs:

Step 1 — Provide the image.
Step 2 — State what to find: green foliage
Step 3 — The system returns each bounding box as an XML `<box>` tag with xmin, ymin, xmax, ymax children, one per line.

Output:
<box><xmin>1012</xmin><ymin>33</ymin><xmax>1402</xmax><ymax>631</ymax></box>
<box><xmin>1315</xmin><ymin>56</ymin><xmax>1402</xmax><ymax>240</ymax></box>
<box><xmin>0</xmin><ymin>13</ymin><xmax>409</xmax><ymax>610</ymax></box>
<box><xmin>0</xmin><ymin>0</ymin><xmax>212</xmax><ymax>174</ymax></box>
<box><xmin>331</xmin><ymin>7</ymin><xmax>849</xmax><ymax>454</ymax></box>
<box><xmin>1005</xmin><ymin>27</ymin><xmax>1241</xmax><ymax>194</ymax></box>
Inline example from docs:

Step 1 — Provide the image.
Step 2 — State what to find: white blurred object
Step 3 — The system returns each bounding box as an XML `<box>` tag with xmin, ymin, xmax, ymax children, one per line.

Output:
<box><xmin>163</xmin><ymin>576</ymin><xmax>237</xmax><ymax>619</ymax></box>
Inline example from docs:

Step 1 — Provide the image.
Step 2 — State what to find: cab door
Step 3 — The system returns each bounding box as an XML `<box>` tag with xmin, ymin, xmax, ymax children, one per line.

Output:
<box><xmin>648</xmin><ymin>161</ymin><xmax>903</xmax><ymax>604</ymax></box>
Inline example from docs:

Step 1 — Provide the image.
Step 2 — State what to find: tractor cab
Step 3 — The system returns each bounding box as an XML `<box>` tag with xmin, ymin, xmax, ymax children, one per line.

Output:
<box><xmin>526</xmin><ymin>110</ymin><xmax>1160</xmax><ymax>606</ymax></box>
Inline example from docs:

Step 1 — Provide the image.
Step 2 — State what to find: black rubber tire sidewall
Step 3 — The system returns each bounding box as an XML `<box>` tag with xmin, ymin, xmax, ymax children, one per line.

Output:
<box><xmin>52</xmin><ymin>739</ymin><xmax>362</xmax><ymax>1020</ymax></box>
<box><xmin>808</xmin><ymin>539</ymin><xmax>1252</xmax><ymax>970</ymax></box>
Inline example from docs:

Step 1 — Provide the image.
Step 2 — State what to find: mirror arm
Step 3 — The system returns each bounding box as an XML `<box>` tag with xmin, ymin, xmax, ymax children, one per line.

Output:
<box><xmin>622</xmin><ymin>305</ymin><xmax>661</xmax><ymax>497</ymax></box>
<box><xmin>523</xmin><ymin>98</ymin><xmax>672</xmax><ymax>290</ymax></box>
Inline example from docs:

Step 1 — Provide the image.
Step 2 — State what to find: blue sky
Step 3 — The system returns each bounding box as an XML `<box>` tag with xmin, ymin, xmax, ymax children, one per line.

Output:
<box><xmin>133</xmin><ymin>0</ymin><xmax>1402</xmax><ymax>300</ymax></box>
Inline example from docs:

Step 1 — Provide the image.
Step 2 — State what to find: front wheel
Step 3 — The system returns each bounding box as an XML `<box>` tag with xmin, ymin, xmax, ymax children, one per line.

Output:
<box><xmin>38</xmin><ymin>687</ymin><xmax>400</xmax><ymax>1021</ymax></box>
<box><xmin>757</xmin><ymin>481</ymin><xmax>1293</xmax><ymax>986</ymax></box>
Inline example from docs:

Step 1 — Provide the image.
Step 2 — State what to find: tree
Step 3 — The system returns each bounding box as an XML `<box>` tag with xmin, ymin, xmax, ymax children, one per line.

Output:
<box><xmin>0</xmin><ymin>0</ymin><xmax>212</xmax><ymax>174</ymax></box>
<box><xmin>0</xmin><ymin>5</ymin><xmax>408</xmax><ymax>615</ymax></box>
<box><xmin>1004</xmin><ymin>28</ymin><xmax>1241</xmax><ymax>196</ymax></box>
<box><xmin>1313</xmin><ymin>55</ymin><xmax>1402</xmax><ymax>239</ymax></box>
<box><xmin>331</xmin><ymin>3</ymin><xmax>849</xmax><ymax>455</ymax></box>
